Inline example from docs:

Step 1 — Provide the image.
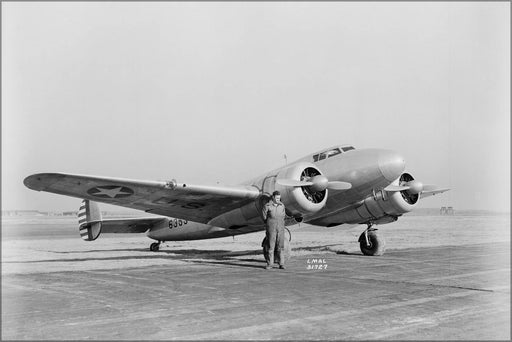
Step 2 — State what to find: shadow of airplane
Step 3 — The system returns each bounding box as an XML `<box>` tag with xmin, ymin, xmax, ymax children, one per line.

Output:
<box><xmin>21</xmin><ymin>244</ymin><xmax>360</xmax><ymax>268</ymax></box>
<box><xmin>188</xmin><ymin>259</ymin><xmax>267</xmax><ymax>269</ymax></box>
<box><xmin>10</xmin><ymin>249</ymin><xmax>267</xmax><ymax>267</ymax></box>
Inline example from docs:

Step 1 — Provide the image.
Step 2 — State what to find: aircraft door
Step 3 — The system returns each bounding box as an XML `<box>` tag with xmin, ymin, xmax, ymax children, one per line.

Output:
<box><xmin>261</xmin><ymin>175</ymin><xmax>277</xmax><ymax>196</ymax></box>
<box><xmin>255</xmin><ymin>175</ymin><xmax>276</xmax><ymax>222</ymax></box>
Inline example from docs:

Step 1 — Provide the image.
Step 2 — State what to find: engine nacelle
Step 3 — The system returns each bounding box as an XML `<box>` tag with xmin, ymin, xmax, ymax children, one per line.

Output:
<box><xmin>329</xmin><ymin>173</ymin><xmax>419</xmax><ymax>225</ymax></box>
<box><xmin>274</xmin><ymin>162</ymin><xmax>328</xmax><ymax>216</ymax></box>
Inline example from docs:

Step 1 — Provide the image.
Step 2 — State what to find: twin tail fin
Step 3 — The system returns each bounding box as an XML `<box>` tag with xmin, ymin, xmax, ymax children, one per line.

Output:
<box><xmin>78</xmin><ymin>200</ymin><xmax>102</xmax><ymax>241</ymax></box>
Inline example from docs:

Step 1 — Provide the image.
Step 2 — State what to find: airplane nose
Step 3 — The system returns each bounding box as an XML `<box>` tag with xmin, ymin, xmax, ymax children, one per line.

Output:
<box><xmin>378</xmin><ymin>150</ymin><xmax>406</xmax><ymax>182</ymax></box>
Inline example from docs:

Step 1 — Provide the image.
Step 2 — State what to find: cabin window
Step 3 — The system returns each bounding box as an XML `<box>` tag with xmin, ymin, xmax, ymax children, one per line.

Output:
<box><xmin>342</xmin><ymin>146</ymin><xmax>355</xmax><ymax>152</ymax></box>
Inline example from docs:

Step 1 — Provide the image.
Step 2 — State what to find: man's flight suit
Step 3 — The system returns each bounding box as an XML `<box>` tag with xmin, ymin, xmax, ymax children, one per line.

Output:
<box><xmin>262</xmin><ymin>200</ymin><xmax>286</xmax><ymax>267</ymax></box>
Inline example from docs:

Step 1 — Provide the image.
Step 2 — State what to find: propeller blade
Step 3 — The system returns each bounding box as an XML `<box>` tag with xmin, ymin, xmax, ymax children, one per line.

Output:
<box><xmin>422</xmin><ymin>184</ymin><xmax>440</xmax><ymax>192</ymax></box>
<box><xmin>277</xmin><ymin>179</ymin><xmax>313</xmax><ymax>187</ymax></box>
<box><xmin>326</xmin><ymin>181</ymin><xmax>352</xmax><ymax>190</ymax></box>
<box><xmin>421</xmin><ymin>187</ymin><xmax>450</xmax><ymax>198</ymax></box>
<box><xmin>403</xmin><ymin>180</ymin><xmax>423</xmax><ymax>194</ymax></box>
<box><xmin>384</xmin><ymin>184</ymin><xmax>410</xmax><ymax>192</ymax></box>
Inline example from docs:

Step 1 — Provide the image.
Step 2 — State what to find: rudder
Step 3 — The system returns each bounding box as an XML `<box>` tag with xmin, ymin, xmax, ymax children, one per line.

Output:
<box><xmin>78</xmin><ymin>200</ymin><xmax>102</xmax><ymax>241</ymax></box>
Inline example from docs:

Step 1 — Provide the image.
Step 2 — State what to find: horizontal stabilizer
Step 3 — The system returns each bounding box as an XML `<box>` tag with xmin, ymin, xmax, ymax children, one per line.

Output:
<box><xmin>100</xmin><ymin>217</ymin><xmax>167</xmax><ymax>233</ymax></box>
<box><xmin>77</xmin><ymin>200</ymin><xmax>167</xmax><ymax>240</ymax></box>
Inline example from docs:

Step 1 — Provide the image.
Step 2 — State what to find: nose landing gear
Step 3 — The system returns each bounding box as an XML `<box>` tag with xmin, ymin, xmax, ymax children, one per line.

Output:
<box><xmin>358</xmin><ymin>223</ymin><xmax>386</xmax><ymax>256</ymax></box>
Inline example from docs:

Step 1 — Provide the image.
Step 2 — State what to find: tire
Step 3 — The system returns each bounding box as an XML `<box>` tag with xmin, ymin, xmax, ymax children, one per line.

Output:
<box><xmin>359</xmin><ymin>230</ymin><xmax>386</xmax><ymax>256</ymax></box>
<box><xmin>150</xmin><ymin>242</ymin><xmax>160</xmax><ymax>252</ymax></box>
<box><xmin>262</xmin><ymin>229</ymin><xmax>291</xmax><ymax>264</ymax></box>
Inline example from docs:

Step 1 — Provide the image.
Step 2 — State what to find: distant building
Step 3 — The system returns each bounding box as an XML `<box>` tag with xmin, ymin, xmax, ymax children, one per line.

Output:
<box><xmin>440</xmin><ymin>207</ymin><xmax>455</xmax><ymax>215</ymax></box>
<box><xmin>2</xmin><ymin>210</ymin><xmax>46</xmax><ymax>217</ymax></box>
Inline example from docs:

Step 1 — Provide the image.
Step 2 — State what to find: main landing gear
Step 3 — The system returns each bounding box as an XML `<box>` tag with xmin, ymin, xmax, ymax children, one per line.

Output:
<box><xmin>358</xmin><ymin>223</ymin><xmax>386</xmax><ymax>256</ymax></box>
<box><xmin>150</xmin><ymin>241</ymin><xmax>161</xmax><ymax>252</ymax></box>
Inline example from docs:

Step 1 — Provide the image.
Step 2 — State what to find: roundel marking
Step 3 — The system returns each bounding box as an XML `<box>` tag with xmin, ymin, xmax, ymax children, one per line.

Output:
<box><xmin>87</xmin><ymin>185</ymin><xmax>134</xmax><ymax>199</ymax></box>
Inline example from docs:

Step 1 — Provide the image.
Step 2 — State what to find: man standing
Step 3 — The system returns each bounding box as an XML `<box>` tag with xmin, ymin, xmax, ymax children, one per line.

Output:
<box><xmin>262</xmin><ymin>190</ymin><xmax>286</xmax><ymax>270</ymax></box>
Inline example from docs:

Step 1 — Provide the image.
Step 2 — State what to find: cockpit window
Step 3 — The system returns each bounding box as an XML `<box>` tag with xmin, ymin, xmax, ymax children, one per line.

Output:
<box><xmin>313</xmin><ymin>148</ymin><xmax>342</xmax><ymax>162</ymax></box>
<box><xmin>325</xmin><ymin>148</ymin><xmax>342</xmax><ymax>158</ymax></box>
<box><xmin>312</xmin><ymin>147</ymin><xmax>356</xmax><ymax>162</ymax></box>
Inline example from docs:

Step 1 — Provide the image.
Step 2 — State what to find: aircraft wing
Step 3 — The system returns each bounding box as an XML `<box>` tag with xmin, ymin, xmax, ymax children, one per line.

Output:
<box><xmin>24</xmin><ymin>173</ymin><xmax>260</xmax><ymax>223</ymax></box>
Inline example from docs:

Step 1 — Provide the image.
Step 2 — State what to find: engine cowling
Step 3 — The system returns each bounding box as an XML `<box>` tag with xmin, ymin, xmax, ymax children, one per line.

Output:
<box><xmin>369</xmin><ymin>172</ymin><xmax>419</xmax><ymax>217</ymax></box>
<box><xmin>327</xmin><ymin>173</ymin><xmax>419</xmax><ymax>225</ymax></box>
<box><xmin>274</xmin><ymin>162</ymin><xmax>328</xmax><ymax>216</ymax></box>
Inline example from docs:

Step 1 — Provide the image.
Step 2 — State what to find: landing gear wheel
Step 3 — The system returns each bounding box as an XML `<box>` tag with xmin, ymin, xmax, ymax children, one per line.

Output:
<box><xmin>150</xmin><ymin>242</ymin><xmax>160</xmax><ymax>252</ymax></box>
<box><xmin>262</xmin><ymin>228</ymin><xmax>291</xmax><ymax>264</ymax></box>
<box><xmin>358</xmin><ymin>229</ymin><xmax>386</xmax><ymax>256</ymax></box>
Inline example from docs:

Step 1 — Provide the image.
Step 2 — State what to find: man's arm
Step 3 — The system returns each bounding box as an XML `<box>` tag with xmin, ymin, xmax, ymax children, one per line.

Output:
<box><xmin>262</xmin><ymin>203</ymin><xmax>269</xmax><ymax>222</ymax></box>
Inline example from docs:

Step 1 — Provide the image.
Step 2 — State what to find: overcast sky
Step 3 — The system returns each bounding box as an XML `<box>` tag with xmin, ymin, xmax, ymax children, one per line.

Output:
<box><xmin>2</xmin><ymin>2</ymin><xmax>510</xmax><ymax>212</ymax></box>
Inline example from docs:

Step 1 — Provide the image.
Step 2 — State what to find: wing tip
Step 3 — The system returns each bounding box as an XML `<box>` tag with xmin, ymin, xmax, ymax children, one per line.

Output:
<box><xmin>23</xmin><ymin>173</ymin><xmax>64</xmax><ymax>191</ymax></box>
<box><xmin>23</xmin><ymin>174</ymin><xmax>43</xmax><ymax>190</ymax></box>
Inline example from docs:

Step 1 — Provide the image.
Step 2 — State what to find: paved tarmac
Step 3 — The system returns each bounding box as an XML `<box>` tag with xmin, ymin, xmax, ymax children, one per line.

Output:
<box><xmin>2</xmin><ymin>240</ymin><xmax>509</xmax><ymax>340</ymax></box>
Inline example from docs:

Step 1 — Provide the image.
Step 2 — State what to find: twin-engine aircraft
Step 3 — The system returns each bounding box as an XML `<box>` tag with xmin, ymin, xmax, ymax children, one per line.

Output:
<box><xmin>24</xmin><ymin>145</ymin><xmax>449</xmax><ymax>256</ymax></box>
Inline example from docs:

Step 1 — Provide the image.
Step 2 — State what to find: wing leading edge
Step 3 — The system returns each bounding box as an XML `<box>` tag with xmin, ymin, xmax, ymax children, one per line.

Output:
<box><xmin>25</xmin><ymin>173</ymin><xmax>261</xmax><ymax>223</ymax></box>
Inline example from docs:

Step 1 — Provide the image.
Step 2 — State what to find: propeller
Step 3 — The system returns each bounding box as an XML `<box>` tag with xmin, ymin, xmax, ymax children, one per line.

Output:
<box><xmin>277</xmin><ymin>175</ymin><xmax>352</xmax><ymax>192</ymax></box>
<box><xmin>383</xmin><ymin>172</ymin><xmax>450</xmax><ymax>204</ymax></box>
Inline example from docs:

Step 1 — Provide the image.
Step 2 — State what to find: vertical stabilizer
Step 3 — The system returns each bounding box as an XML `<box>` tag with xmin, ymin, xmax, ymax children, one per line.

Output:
<box><xmin>77</xmin><ymin>200</ymin><xmax>102</xmax><ymax>241</ymax></box>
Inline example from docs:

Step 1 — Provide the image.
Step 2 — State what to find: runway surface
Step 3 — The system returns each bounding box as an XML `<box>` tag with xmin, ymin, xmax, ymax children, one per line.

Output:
<box><xmin>2</xmin><ymin>214</ymin><xmax>510</xmax><ymax>340</ymax></box>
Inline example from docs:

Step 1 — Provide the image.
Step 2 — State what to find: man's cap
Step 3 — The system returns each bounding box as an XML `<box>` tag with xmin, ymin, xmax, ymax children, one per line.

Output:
<box><xmin>272</xmin><ymin>190</ymin><xmax>281</xmax><ymax>196</ymax></box>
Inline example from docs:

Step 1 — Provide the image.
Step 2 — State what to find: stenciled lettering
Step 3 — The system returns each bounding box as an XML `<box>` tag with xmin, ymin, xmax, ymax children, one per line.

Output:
<box><xmin>168</xmin><ymin>219</ymin><xmax>188</xmax><ymax>229</ymax></box>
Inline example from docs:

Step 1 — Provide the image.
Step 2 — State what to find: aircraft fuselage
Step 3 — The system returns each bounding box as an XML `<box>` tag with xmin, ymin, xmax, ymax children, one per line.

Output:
<box><xmin>147</xmin><ymin>147</ymin><xmax>406</xmax><ymax>242</ymax></box>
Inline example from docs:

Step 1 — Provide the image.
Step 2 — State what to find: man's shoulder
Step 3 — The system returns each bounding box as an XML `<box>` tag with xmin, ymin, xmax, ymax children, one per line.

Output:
<box><xmin>264</xmin><ymin>201</ymin><xmax>285</xmax><ymax>208</ymax></box>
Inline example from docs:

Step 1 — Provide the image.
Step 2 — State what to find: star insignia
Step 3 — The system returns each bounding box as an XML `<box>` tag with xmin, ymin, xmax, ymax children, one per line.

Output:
<box><xmin>87</xmin><ymin>186</ymin><xmax>134</xmax><ymax>198</ymax></box>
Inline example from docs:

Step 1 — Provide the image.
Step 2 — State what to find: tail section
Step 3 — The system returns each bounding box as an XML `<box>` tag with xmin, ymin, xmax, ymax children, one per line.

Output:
<box><xmin>78</xmin><ymin>200</ymin><xmax>102</xmax><ymax>241</ymax></box>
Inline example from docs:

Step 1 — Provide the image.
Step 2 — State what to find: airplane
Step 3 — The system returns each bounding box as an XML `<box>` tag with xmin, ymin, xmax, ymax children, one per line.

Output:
<box><xmin>23</xmin><ymin>144</ymin><xmax>449</xmax><ymax>257</ymax></box>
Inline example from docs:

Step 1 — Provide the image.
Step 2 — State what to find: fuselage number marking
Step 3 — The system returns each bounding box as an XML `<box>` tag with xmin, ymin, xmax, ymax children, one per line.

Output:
<box><xmin>169</xmin><ymin>219</ymin><xmax>188</xmax><ymax>229</ymax></box>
